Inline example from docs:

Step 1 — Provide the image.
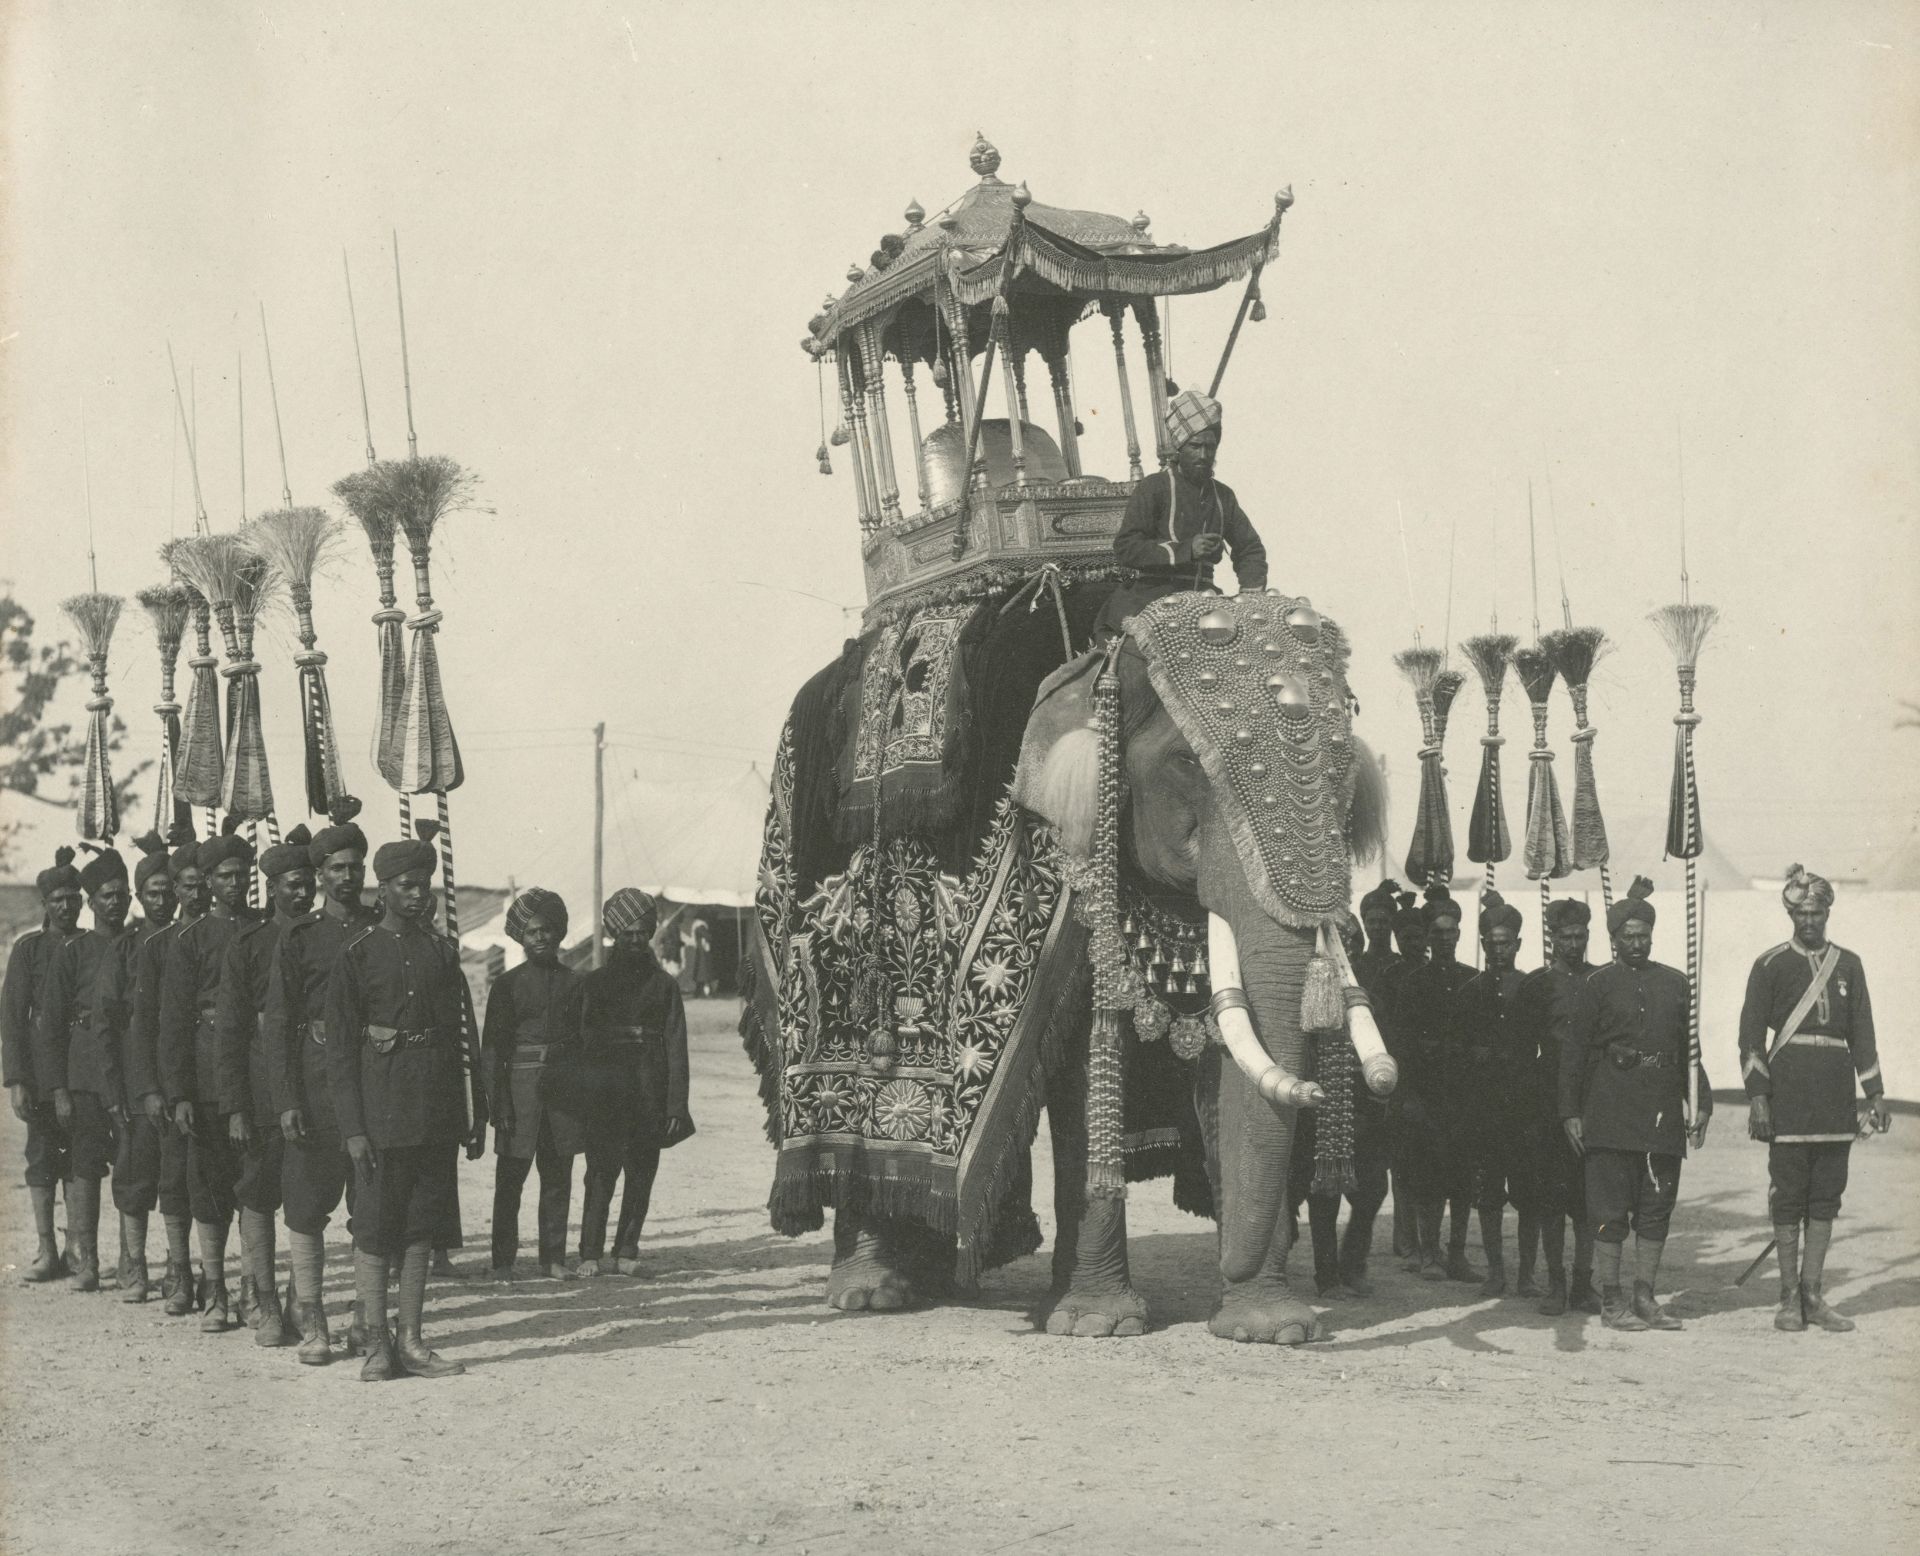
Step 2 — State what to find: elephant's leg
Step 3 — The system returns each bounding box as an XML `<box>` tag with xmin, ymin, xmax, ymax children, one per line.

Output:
<box><xmin>1209</xmin><ymin>1061</ymin><xmax>1319</xmax><ymax>1344</ymax></box>
<box><xmin>1042</xmin><ymin>1021</ymin><xmax>1147</xmax><ymax>1338</ymax></box>
<box><xmin>826</xmin><ymin>1209</ymin><xmax>915</xmax><ymax>1312</ymax></box>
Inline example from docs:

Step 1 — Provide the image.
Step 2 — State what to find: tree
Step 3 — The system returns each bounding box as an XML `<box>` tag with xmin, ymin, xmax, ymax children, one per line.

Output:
<box><xmin>0</xmin><ymin>592</ymin><xmax>149</xmax><ymax>873</ymax></box>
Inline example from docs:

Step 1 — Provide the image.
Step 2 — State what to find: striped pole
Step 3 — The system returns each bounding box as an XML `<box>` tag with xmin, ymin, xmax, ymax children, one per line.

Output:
<box><xmin>433</xmin><ymin>791</ymin><xmax>476</xmax><ymax>1136</ymax></box>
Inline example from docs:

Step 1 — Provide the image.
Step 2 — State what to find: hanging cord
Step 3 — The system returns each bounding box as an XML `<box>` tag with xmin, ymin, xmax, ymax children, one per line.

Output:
<box><xmin>814</xmin><ymin>359</ymin><xmax>832</xmax><ymax>475</ymax></box>
<box><xmin>433</xmin><ymin>793</ymin><xmax>477</xmax><ymax>1137</ymax></box>
<box><xmin>996</xmin><ymin>562</ymin><xmax>1074</xmax><ymax>660</ymax></box>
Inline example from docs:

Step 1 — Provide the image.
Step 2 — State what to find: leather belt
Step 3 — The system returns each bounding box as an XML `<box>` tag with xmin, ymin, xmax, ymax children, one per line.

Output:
<box><xmin>365</xmin><ymin>1025</ymin><xmax>441</xmax><ymax>1053</ymax></box>
<box><xmin>591</xmin><ymin>1024</ymin><xmax>650</xmax><ymax>1046</ymax></box>
<box><xmin>510</xmin><ymin>1043</ymin><xmax>554</xmax><ymax>1066</ymax></box>
<box><xmin>1607</xmin><ymin>1043</ymin><xmax>1676</xmax><ymax>1071</ymax></box>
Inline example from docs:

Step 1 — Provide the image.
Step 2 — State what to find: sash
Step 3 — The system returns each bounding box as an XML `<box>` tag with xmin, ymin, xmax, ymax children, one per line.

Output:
<box><xmin>1766</xmin><ymin>946</ymin><xmax>1841</xmax><ymax>1062</ymax></box>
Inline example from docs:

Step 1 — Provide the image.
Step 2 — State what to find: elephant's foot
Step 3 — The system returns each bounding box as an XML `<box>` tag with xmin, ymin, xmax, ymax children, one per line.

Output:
<box><xmin>1209</xmin><ymin>1279</ymin><xmax>1320</xmax><ymax>1345</ymax></box>
<box><xmin>826</xmin><ymin>1215</ymin><xmax>915</xmax><ymax>1313</ymax></box>
<box><xmin>1044</xmin><ymin>1283</ymin><xmax>1149</xmax><ymax>1338</ymax></box>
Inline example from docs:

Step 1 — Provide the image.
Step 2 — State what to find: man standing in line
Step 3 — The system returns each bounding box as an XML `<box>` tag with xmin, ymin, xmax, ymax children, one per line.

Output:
<box><xmin>1373</xmin><ymin>889</ymin><xmax>1426</xmax><ymax>1265</ymax></box>
<box><xmin>219</xmin><ymin>826</ymin><xmax>315</xmax><ymax>1346</ymax></box>
<box><xmin>327</xmin><ymin>831</ymin><xmax>487</xmax><ymax>1380</ymax></box>
<box><xmin>158</xmin><ymin>823</ymin><xmax>257</xmax><ymax>1332</ymax></box>
<box><xmin>1388</xmin><ymin>890</ymin><xmax>1476</xmax><ymax>1283</ymax></box>
<box><xmin>91</xmin><ymin>832</ymin><xmax>177</xmax><ymax>1301</ymax></box>
<box><xmin>4</xmin><ymin>849</ymin><xmax>88</xmax><ymax>1282</ymax></box>
<box><xmin>1448</xmin><ymin>892</ymin><xmax>1534</xmax><ymax>1299</ymax></box>
<box><xmin>265</xmin><ymin>803</ymin><xmax>376</xmax><ymax>1365</ymax></box>
<box><xmin>1740</xmin><ymin>864</ymin><xmax>1891</xmax><ymax>1333</ymax></box>
<box><xmin>1517</xmin><ymin>897</ymin><xmax>1600</xmax><ymax>1316</ymax></box>
<box><xmin>36</xmin><ymin>845</ymin><xmax>136</xmax><ymax>1292</ymax></box>
<box><xmin>1560</xmin><ymin>877</ymin><xmax>1712</xmax><ymax>1331</ymax></box>
<box><xmin>131</xmin><ymin>827</ymin><xmax>207</xmax><ymax>1314</ymax></box>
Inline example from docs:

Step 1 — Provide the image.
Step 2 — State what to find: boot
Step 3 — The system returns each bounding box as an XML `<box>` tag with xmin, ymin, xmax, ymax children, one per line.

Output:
<box><xmin>1772</xmin><ymin>1221</ymin><xmax>1805</xmax><ymax>1332</ymax></box>
<box><xmin>1800</xmin><ymin>1219</ymin><xmax>1854</xmax><ymax>1332</ymax></box>
<box><xmin>254</xmin><ymin>1283</ymin><xmax>290</xmax><ymax>1347</ymax></box>
<box><xmin>236</xmin><ymin>1275</ymin><xmax>259</xmax><ymax>1329</ymax></box>
<box><xmin>114</xmin><ymin>1213</ymin><xmax>131</xmax><ymax>1290</ymax></box>
<box><xmin>1513</xmin><ymin>1209</ymin><xmax>1543</xmax><ymax>1298</ymax></box>
<box><xmin>200</xmin><ymin>1279</ymin><xmax>233</xmax><ymax>1332</ymax></box>
<box><xmin>1569</xmin><ymin>1266</ymin><xmax>1601</xmax><ymax>1315</ymax></box>
<box><xmin>281</xmin><ymin>1273</ymin><xmax>304</xmax><ymax>1344</ymax></box>
<box><xmin>1476</xmin><ymin>1206</ymin><xmax>1506</xmax><ymax>1298</ymax></box>
<box><xmin>1596</xmin><ymin>1242</ymin><xmax>1647</xmax><ymax>1330</ymax></box>
<box><xmin>162</xmin><ymin>1257</ymin><xmax>195</xmax><ymax>1316</ymax></box>
<box><xmin>160</xmin><ymin>1214</ymin><xmax>191</xmax><ymax>1299</ymax></box>
<box><xmin>65</xmin><ymin>1178</ymin><xmax>102</xmax><ymax>1292</ymax></box>
<box><xmin>355</xmin><ymin>1250</ymin><xmax>395</xmax><ymax>1381</ymax></box>
<box><xmin>430</xmin><ymin>1247</ymin><xmax>457</xmax><ymax>1279</ymax></box>
<box><xmin>1630</xmin><ymin>1236</ymin><xmax>1682</xmax><ymax>1330</ymax></box>
<box><xmin>120</xmin><ymin>1212</ymin><xmax>151</xmax><ymax>1302</ymax></box>
<box><xmin>296</xmin><ymin>1304</ymin><xmax>332</xmax><ymax>1365</ymax></box>
<box><xmin>240</xmin><ymin>1208</ymin><xmax>278</xmax><ymax>1336</ymax></box>
<box><xmin>394</xmin><ymin>1242</ymin><xmax>464</xmax><ymax>1378</ymax></box>
<box><xmin>1417</xmin><ymin>1202</ymin><xmax>1447</xmax><ymax>1281</ymax></box>
<box><xmin>1445</xmin><ymin>1202</ymin><xmax>1478</xmax><ymax>1283</ymax></box>
<box><xmin>1537</xmin><ymin>1270</ymin><xmax>1568</xmax><ymax>1317</ymax></box>
<box><xmin>1338</xmin><ymin>1219</ymin><xmax>1375</xmax><ymax>1298</ymax></box>
<box><xmin>21</xmin><ymin>1185</ymin><xmax>66</xmax><ymax>1282</ymax></box>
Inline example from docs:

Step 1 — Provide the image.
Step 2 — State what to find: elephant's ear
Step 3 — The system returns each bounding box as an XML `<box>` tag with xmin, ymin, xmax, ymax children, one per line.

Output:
<box><xmin>1012</xmin><ymin>650</ymin><xmax>1104</xmax><ymax>856</ymax></box>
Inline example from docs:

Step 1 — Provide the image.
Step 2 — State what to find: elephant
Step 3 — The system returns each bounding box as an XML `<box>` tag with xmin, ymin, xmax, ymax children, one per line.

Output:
<box><xmin>741</xmin><ymin>579</ymin><xmax>1389</xmax><ymax>1343</ymax></box>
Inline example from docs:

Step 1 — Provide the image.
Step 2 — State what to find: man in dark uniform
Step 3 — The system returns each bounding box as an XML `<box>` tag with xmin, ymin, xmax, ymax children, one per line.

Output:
<box><xmin>1740</xmin><ymin>864</ymin><xmax>1891</xmax><ymax>1333</ymax></box>
<box><xmin>1560</xmin><ymin>877</ymin><xmax>1713</xmax><ymax>1331</ymax></box>
<box><xmin>1448</xmin><ymin>892</ymin><xmax>1535</xmax><ymax>1299</ymax></box>
<box><xmin>482</xmin><ymin>888</ymin><xmax>583</xmax><ymax>1280</ymax></box>
<box><xmin>1102</xmin><ymin>390</ymin><xmax>1268</xmax><ymax>635</ymax></box>
<box><xmin>1387</xmin><ymin>889</ymin><xmax>1477</xmax><ymax>1282</ymax></box>
<box><xmin>90</xmin><ymin>832</ymin><xmax>177</xmax><ymax>1301</ymax></box>
<box><xmin>4</xmin><ymin>848</ymin><xmax>87</xmax><ymax>1283</ymax></box>
<box><xmin>1373</xmin><ymin>890</ymin><xmax>1426</xmax><ymax>1263</ymax></box>
<box><xmin>132</xmin><ymin>827</ymin><xmax>206</xmax><ymax>1314</ymax></box>
<box><xmin>571</xmin><ymin>889</ymin><xmax>693</xmax><ymax>1277</ymax></box>
<box><xmin>37</xmin><ymin>844</ymin><xmax>136</xmax><ymax>1292</ymax></box>
<box><xmin>159</xmin><ymin>822</ymin><xmax>257</xmax><ymax>1332</ymax></box>
<box><xmin>326</xmin><ymin>831</ymin><xmax>486</xmax><ymax>1380</ymax></box>
<box><xmin>219</xmin><ymin>825</ymin><xmax>314</xmax><ymax>1347</ymax></box>
<box><xmin>1354</xmin><ymin>879</ymin><xmax>1404</xmax><ymax>988</ymax></box>
<box><xmin>1516</xmin><ymin>897</ymin><xmax>1599</xmax><ymax>1316</ymax></box>
<box><xmin>266</xmin><ymin>804</ymin><xmax>375</xmax><ymax>1365</ymax></box>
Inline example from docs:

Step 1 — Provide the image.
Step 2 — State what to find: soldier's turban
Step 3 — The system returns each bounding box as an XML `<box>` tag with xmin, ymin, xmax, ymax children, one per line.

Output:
<box><xmin>1421</xmin><ymin>888</ymin><xmax>1462</xmax><ymax>927</ymax></box>
<box><xmin>1478</xmin><ymin>891</ymin><xmax>1523</xmax><ymax>936</ymax></box>
<box><xmin>1781</xmin><ymin>863</ymin><xmax>1834</xmax><ymax>913</ymax></box>
<box><xmin>1606</xmin><ymin>876</ymin><xmax>1657</xmax><ymax>933</ymax></box>
<box><xmin>196</xmin><ymin>826</ymin><xmax>256</xmax><ymax>873</ymax></box>
<box><xmin>1359</xmin><ymin>879</ymin><xmax>1402</xmax><ymax>918</ymax></box>
<box><xmin>308</xmin><ymin>821</ymin><xmax>369</xmax><ymax>866</ymax></box>
<box><xmin>1164</xmin><ymin>390</ymin><xmax>1223</xmax><ymax>452</ymax></box>
<box><xmin>603</xmin><ymin>888</ymin><xmax>659</xmax><ymax>939</ymax></box>
<box><xmin>261</xmin><ymin>825</ymin><xmax>314</xmax><ymax>879</ymax></box>
<box><xmin>167</xmin><ymin>824</ymin><xmax>201</xmax><ymax>878</ymax></box>
<box><xmin>37</xmin><ymin>847</ymin><xmax>82</xmax><ymax>897</ymax></box>
<box><xmin>1543</xmin><ymin>898</ymin><xmax>1591</xmax><ymax>932</ymax></box>
<box><xmin>505</xmin><ymin>887</ymin><xmax>568</xmax><ymax>945</ymax></box>
<box><xmin>131</xmin><ymin>832</ymin><xmax>172</xmax><ymax>890</ymax></box>
<box><xmin>1391</xmin><ymin>892</ymin><xmax>1425</xmax><ymax>933</ymax></box>
<box><xmin>77</xmin><ymin>845</ymin><xmax>128</xmax><ymax>895</ymax></box>
<box><xmin>372</xmin><ymin>838</ymin><xmax>438</xmax><ymax>883</ymax></box>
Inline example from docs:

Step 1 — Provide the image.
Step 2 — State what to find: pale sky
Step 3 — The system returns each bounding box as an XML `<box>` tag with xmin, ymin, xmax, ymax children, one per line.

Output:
<box><xmin>4</xmin><ymin>0</ymin><xmax>1916</xmax><ymax>894</ymax></box>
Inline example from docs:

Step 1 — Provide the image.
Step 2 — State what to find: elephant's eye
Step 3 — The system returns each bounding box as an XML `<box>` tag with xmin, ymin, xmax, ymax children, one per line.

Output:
<box><xmin>1174</xmin><ymin>750</ymin><xmax>1201</xmax><ymax>768</ymax></box>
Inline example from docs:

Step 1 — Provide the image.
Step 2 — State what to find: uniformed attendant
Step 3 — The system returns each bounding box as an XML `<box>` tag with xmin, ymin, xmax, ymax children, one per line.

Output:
<box><xmin>326</xmin><ymin>832</ymin><xmax>487</xmax><ymax>1381</ymax></box>
<box><xmin>158</xmin><ymin>822</ymin><xmax>258</xmax><ymax>1332</ymax></box>
<box><xmin>4</xmin><ymin>848</ymin><xmax>87</xmax><ymax>1282</ymax></box>
<box><xmin>132</xmin><ymin>827</ymin><xmax>207</xmax><ymax>1315</ymax></box>
<box><xmin>36</xmin><ymin>844</ymin><xmax>136</xmax><ymax>1292</ymax></box>
<box><xmin>1448</xmin><ymin>892</ymin><xmax>1534</xmax><ymax>1299</ymax></box>
<box><xmin>1559</xmin><ymin>877</ymin><xmax>1713</xmax><ymax>1332</ymax></box>
<box><xmin>90</xmin><ymin>831</ymin><xmax>177</xmax><ymax>1302</ymax></box>
<box><xmin>1515</xmin><ymin>897</ymin><xmax>1599</xmax><ymax>1316</ymax></box>
<box><xmin>1374</xmin><ymin>890</ymin><xmax>1427</xmax><ymax>1264</ymax></box>
<box><xmin>217</xmin><ymin>826</ymin><xmax>315</xmax><ymax>1346</ymax></box>
<box><xmin>1740</xmin><ymin>864</ymin><xmax>1891</xmax><ymax>1333</ymax></box>
<box><xmin>571</xmin><ymin>889</ymin><xmax>692</xmax><ymax>1277</ymax></box>
<box><xmin>265</xmin><ymin>804</ymin><xmax>376</xmax><ymax>1365</ymax></box>
<box><xmin>1354</xmin><ymin>879</ymin><xmax>1404</xmax><ymax>989</ymax></box>
<box><xmin>1387</xmin><ymin>889</ymin><xmax>1476</xmax><ymax>1283</ymax></box>
<box><xmin>482</xmin><ymin>888</ymin><xmax>584</xmax><ymax>1280</ymax></box>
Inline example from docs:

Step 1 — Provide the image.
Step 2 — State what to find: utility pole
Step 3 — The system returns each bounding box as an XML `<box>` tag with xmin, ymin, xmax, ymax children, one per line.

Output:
<box><xmin>592</xmin><ymin>722</ymin><xmax>606</xmax><ymax>967</ymax></box>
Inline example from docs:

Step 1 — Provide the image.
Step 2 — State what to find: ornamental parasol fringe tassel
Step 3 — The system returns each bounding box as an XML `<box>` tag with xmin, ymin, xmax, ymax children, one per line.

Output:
<box><xmin>1649</xmin><ymin>603</ymin><xmax>1718</xmax><ymax>859</ymax></box>
<box><xmin>377</xmin><ymin>455</ymin><xmax>477</xmax><ymax>794</ymax></box>
<box><xmin>1461</xmin><ymin>633</ymin><xmax>1516</xmax><ymax>871</ymax></box>
<box><xmin>136</xmin><ymin>582</ymin><xmax>194</xmax><ymax>834</ymax></box>
<box><xmin>160</xmin><ymin>541</ymin><xmax>226</xmax><ymax>808</ymax></box>
<box><xmin>61</xmin><ymin>593</ymin><xmax>123</xmax><ymax>842</ymax></box>
<box><xmin>1512</xmin><ymin>645</ymin><xmax>1572</xmax><ymax>882</ymax></box>
<box><xmin>1542</xmin><ymin>625</ymin><xmax>1611</xmax><ymax>874</ymax></box>
<box><xmin>245</xmin><ymin>507</ymin><xmax>356</xmax><ymax>815</ymax></box>
<box><xmin>218</xmin><ymin>546</ymin><xmax>281</xmax><ymax>821</ymax></box>
<box><xmin>1393</xmin><ymin>647</ymin><xmax>1456</xmax><ymax>889</ymax></box>
<box><xmin>1085</xmin><ymin>646</ymin><xmax>1128</xmax><ymax>1198</ymax></box>
<box><xmin>333</xmin><ymin>467</ymin><xmax>406</xmax><ymax>787</ymax></box>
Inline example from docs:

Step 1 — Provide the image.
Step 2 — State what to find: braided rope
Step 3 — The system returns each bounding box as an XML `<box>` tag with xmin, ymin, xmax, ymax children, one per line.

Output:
<box><xmin>1540</xmin><ymin>877</ymin><xmax>1552</xmax><ymax>960</ymax></box>
<box><xmin>1686</xmin><ymin>854</ymin><xmax>1701</xmax><ymax>1120</ymax></box>
<box><xmin>435</xmin><ymin>792</ymin><xmax>476</xmax><ymax>1136</ymax></box>
<box><xmin>1599</xmin><ymin>862</ymin><xmax>1615</xmax><ymax>915</ymax></box>
<box><xmin>1087</xmin><ymin>648</ymin><xmax>1127</xmax><ymax>1196</ymax></box>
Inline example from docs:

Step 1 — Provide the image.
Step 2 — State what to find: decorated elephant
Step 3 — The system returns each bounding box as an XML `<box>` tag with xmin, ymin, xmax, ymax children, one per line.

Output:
<box><xmin>741</xmin><ymin>578</ymin><xmax>1390</xmax><ymax>1343</ymax></box>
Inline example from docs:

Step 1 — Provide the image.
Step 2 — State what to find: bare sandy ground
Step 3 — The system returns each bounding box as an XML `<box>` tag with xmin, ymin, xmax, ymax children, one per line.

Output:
<box><xmin>1</xmin><ymin>1002</ymin><xmax>1914</xmax><ymax>1556</ymax></box>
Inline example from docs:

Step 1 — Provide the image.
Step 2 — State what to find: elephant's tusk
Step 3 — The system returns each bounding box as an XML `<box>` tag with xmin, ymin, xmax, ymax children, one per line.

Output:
<box><xmin>1323</xmin><ymin>929</ymin><xmax>1399</xmax><ymax>1097</ymax></box>
<box><xmin>1206</xmin><ymin>914</ymin><xmax>1323</xmax><ymax>1109</ymax></box>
